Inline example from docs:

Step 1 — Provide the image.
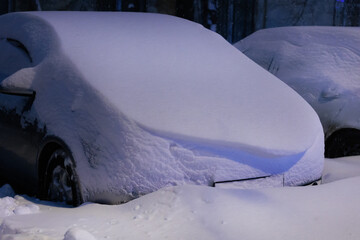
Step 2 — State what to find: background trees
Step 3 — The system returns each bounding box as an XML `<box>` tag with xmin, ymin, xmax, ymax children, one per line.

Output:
<box><xmin>1</xmin><ymin>0</ymin><xmax>360</xmax><ymax>42</ymax></box>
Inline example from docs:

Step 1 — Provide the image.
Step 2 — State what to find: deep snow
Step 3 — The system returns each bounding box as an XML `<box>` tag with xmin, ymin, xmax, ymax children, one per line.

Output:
<box><xmin>0</xmin><ymin>157</ymin><xmax>359</xmax><ymax>240</ymax></box>
<box><xmin>235</xmin><ymin>26</ymin><xmax>360</xmax><ymax>137</ymax></box>
<box><xmin>24</xmin><ymin>11</ymin><xmax>321</xmax><ymax>154</ymax></box>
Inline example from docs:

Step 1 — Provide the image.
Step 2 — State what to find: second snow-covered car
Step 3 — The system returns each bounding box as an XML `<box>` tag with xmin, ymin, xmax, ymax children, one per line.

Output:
<box><xmin>0</xmin><ymin>12</ymin><xmax>323</xmax><ymax>205</ymax></box>
<box><xmin>236</xmin><ymin>26</ymin><xmax>360</xmax><ymax>158</ymax></box>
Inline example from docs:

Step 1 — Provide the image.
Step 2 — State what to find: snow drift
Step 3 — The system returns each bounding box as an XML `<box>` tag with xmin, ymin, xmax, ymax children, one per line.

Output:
<box><xmin>1</xmin><ymin>155</ymin><xmax>360</xmax><ymax>240</ymax></box>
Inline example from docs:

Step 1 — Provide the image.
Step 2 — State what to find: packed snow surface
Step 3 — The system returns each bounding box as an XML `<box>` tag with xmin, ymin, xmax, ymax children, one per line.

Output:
<box><xmin>322</xmin><ymin>156</ymin><xmax>360</xmax><ymax>183</ymax></box>
<box><xmin>0</xmin><ymin>157</ymin><xmax>359</xmax><ymax>240</ymax></box>
<box><xmin>235</xmin><ymin>26</ymin><xmax>360</xmax><ymax>135</ymax></box>
<box><xmin>0</xmin><ymin>12</ymin><xmax>324</xmax><ymax>202</ymax></box>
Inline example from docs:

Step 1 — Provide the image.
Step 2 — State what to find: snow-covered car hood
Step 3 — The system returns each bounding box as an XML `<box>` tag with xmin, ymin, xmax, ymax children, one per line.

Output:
<box><xmin>235</xmin><ymin>26</ymin><xmax>360</xmax><ymax>136</ymax></box>
<box><xmin>2</xmin><ymin>11</ymin><xmax>322</xmax><ymax>157</ymax></box>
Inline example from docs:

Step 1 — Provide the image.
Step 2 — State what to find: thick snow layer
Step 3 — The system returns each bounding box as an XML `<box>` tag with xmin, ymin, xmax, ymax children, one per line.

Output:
<box><xmin>322</xmin><ymin>156</ymin><xmax>360</xmax><ymax>183</ymax></box>
<box><xmin>24</xmin><ymin>11</ymin><xmax>321</xmax><ymax>154</ymax></box>
<box><xmin>0</xmin><ymin>12</ymin><xmax>324</xmax><ymax>202</ymax></box>
<box><xmin>0</xmin><ymin>157</ymin><xmax>359</xmax><ymax>240</ymax></box>
<box><xmin>235</xmin><ymin>26</ymin><xmax>360</xmax><ymax>136</ymax></box>
<box><xmin>0</xmin><ymin>185</ymin><xmax>38</xmax><ymax>219</ymax></box>
<box><xmin>64</xmin><ymin>228</ymin><xmax>97</xmax><ymax>240</ymax></box>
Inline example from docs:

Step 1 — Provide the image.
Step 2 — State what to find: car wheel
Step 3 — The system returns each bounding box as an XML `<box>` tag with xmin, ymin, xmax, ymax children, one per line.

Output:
<box><xmin>325</xmin><ymin>129</ymin><xmax>360</xmax><ymax>158</ymax></box>
<box><xmin>45</xmin><ymin>148</ymin><xmax>82</xmax><ymax>206</ymax></box>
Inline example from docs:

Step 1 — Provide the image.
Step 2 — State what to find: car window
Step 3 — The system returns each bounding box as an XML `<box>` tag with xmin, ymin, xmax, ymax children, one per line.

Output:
<box><xmin>0</xmin><ymin>38</ymin><xmax>33</xmax><ymax>82</ymax></box>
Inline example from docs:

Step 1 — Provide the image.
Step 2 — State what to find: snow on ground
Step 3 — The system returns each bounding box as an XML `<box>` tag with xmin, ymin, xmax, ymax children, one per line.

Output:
<box><xmin>322</xmin><ymin>156</ymin><xmax>360</xmax><ymax>183</ymax></box>
<box><xmin>0</xmin><ymin>157</ymin><xmax>360</xmax><ymax>240</ymax></box>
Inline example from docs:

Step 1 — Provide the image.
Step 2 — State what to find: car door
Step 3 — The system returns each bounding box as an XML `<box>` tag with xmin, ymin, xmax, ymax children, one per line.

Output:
<box><xmin>0</xmin><ymin>38</ymin><xmax>44</xmax><ymax>194</ymax></box>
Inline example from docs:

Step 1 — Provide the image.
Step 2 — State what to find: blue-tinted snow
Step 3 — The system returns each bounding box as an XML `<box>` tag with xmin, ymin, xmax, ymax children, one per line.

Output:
<box><xmin>235</xmin><ymin>26</ymin><xmax>360</xmax><ymax>137</ymax></box>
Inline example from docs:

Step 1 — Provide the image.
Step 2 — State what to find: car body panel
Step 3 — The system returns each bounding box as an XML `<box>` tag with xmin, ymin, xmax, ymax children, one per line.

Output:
<box><xmin>0</xmin><ymin>91</ymin><xmax>44</xmax><ymax>194</ymax></box>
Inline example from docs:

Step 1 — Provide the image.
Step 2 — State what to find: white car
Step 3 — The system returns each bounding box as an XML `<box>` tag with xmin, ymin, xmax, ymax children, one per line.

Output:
<box><xmin>235</xmin><ymin>26</ymin><xmax>360</xmax><ymax>158</ymax></box>
<box><xmin>0</xmin><ymin>12</ymin><xmax>323</xmax><ymax>205</ymax></box>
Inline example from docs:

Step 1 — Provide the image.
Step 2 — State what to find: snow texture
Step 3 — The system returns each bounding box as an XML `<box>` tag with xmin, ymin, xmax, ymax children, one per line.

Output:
<box><xmin>0</xmin><ymin>12</ymin><xmax>323</xmax><ymax>203</ymax></box>
<box><xmin>64</xmin><ymin>228</ymin><xmax>97</xmax><ymax>240</ymax></box>
<box><xmin>0</xmin><ymin>185</ymin><xmax>38</xmax><ymax>219</ymax></box>
<box><xmin>322</xmin><ymin>156</ymin><xmax>360</xmax><ymax>183</ymax></box>
<box><xmin>0</xmin><ymin>157</ymin><xmax>359</xmax><ymax>240</ymax></box>
<box><xmin>235</xmin><ymin>26</ymin><xmax>360</xmax><ymax>137</ymax></box>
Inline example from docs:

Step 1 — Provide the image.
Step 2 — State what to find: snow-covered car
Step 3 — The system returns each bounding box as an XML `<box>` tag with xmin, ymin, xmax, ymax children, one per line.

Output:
<box><xmin>0</xmin><ymin>12</ymin><xmax>324</xmax><ymax>205</ymax></box>
<box><xmin>235</xmin><ymin>26</ymin><xmax>360</xmax><ymax>158</ymax></box>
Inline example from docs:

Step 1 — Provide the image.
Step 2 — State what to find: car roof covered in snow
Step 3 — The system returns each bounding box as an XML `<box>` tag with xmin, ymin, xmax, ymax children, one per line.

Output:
<box><xmin>0</xmin><ymin>12</ymin><xmax>322</xmax><ymax>156</ymax></box>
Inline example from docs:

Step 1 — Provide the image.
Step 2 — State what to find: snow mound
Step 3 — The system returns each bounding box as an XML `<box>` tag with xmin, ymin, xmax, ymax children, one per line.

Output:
<box><xmin>1</xmin><ymin>176</ymin><xmax>360</xmax><ymax>239</ymax></box>
<box><xmin>1</xmin><ymin>159</ymin><xmax>360</xmax><ymax>239</ymax></box>
<box><xmin>0</xmin><ymin>185</ymin><xmax>40</xmax><ymax>219</ymax></box>
<box><xmin>0</xmin><ymin>184</ymin><xmax>39</xmax><ymax>218</ymax></box>
<box><xmin>322</xmin><ymin>156</ymin><xmax>360</xmax><ymax>183</ymax></box>
<box><xmin>0</xmin><ymin>184</ymin><xmax>15</xmax><ymax>198</ymax></box>
<box><xmin>64</xmin><ymin>228</ymin><xmax>96</xmax><ymax>240</ymax></box>
<box><xmin>0</xmin><ymin>196</ymin><xmax>39</xmax><ymax>218</ymax></box>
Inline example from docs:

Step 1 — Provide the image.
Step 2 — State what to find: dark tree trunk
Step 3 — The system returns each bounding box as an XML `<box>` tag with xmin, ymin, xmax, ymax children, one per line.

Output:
<box><xmin>216</xmin><ymin>0</ymin><xmax>257</xmax><ymax>43</ymax></box>
<box><xmin>96</xmin><ymin>0</ymin><xmax>116</xmax><ymax>11</ymax></box>
<box><xmin>176</xmin><ymin>0</ymin><xmax>194</xmax><ymax>21</ymax></box>
<box><xmin>0</xmin><ymin>0</ymin><xmax>9</xmax><ymax>14</ymax></box>
<box><xmin>12</xmin><ymin>0</ymin><xmax>37</xmax><ymax>11</ymax></box>
<box><xmin>346</xmin><ymin>0</ymin><xmax>360</xmax><ymax>26</ymax></box>
<box><xmin>216</xmin><ymin>0</ymin><xmax>229</xmax><ymax>40</ymax></box>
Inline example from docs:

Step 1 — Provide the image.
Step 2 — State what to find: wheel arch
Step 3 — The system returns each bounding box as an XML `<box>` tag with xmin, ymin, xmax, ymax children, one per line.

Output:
<box><xmin>325</xmin><ymin>128</ymin><xmax>360</xmax><ymax>158</ymax></box>
<box><xmin>37</xmin><ymin>136</ymin><xmax>75</xmax><ymax>198</ymax></box>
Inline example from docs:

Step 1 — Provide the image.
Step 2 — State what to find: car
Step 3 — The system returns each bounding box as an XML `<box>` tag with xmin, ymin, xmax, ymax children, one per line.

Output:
<box><xmin>0</xmin><ymin>12</ymin><xmax>324</xmax><ymax>205</ymax></box>
<box><xmin>235</xmin><ymin>26</ymin><xmax>360</xmax><ymax>158</ymax></box>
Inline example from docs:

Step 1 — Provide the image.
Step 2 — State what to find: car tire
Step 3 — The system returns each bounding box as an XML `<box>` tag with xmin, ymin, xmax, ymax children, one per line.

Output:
<box><xmin>45</xmin><ymin>148</ymin><xmax>83</xmax><ymax>206</ymax></box>
<box><xmin>325</xmin><ymin>129</ymin><xmax>360</xmax><ymax>158</ymax></box>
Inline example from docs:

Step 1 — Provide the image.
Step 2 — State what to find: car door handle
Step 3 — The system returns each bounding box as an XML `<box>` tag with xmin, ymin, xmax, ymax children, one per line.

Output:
<box><xmin>0</xmin><ymin>87</ymin><xmax>36</xmax><ymax>98</ymax></box>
